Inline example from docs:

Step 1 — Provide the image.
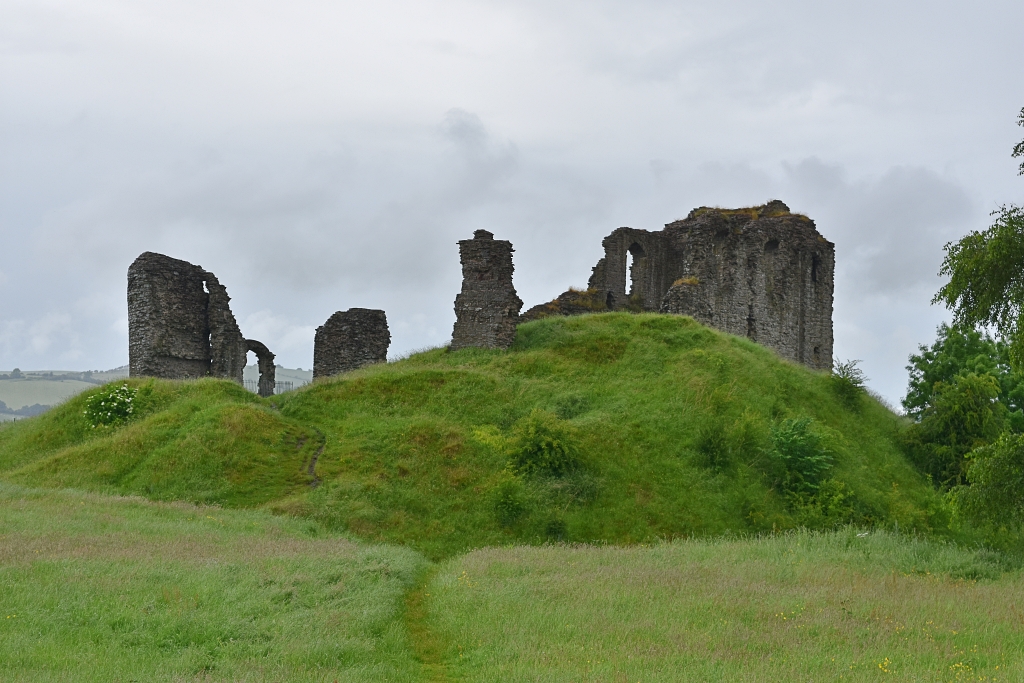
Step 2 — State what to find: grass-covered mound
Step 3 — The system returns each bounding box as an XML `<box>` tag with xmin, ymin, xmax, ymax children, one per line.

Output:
<box><xmin>0</xmin><ymin>314</ymin><xmax>941</xmax><ymax>558</ymax></box>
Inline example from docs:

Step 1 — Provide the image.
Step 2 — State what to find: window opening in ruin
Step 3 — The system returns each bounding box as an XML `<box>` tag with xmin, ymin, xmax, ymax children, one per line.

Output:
<box><xmin>765</xmin><ymin>239</ymin><xmax>779</xmax><ymax>252</ymax></box>
<box><xmin>625</xmin><ymin>251</ymin><xmax>634</xmax><ymax>295</ymax></box>
<box><xmin>811</xmin><ymin>254</ymin><xmax>820</xmax><ymax>282</ymax></box>
<box><xmin>243</xmin><ymin>351</ymin><xmax>258</xmax><ymax>393</ymax></box>
<box><xmin>626</xmin><ymin>243</ymin><xmax>646</xmax><ymax>296</ymax></box>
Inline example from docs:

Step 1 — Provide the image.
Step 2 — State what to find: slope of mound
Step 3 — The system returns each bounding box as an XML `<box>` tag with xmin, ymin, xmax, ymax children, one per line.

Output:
<box><xmin>0</xmin><ymin>314</ymin><xmax>941</xmax><ymax>557</ymax></box>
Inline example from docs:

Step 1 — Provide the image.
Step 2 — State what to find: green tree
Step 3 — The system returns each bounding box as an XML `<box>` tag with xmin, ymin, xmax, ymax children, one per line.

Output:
<box><xmin>949</xmin><ymin>432</ymin><xmax>1024</xmax><ymax>528</ymax></box>
<box><xmin>935</xmin><ymin>205</ymin><xmax>1024</xmax><ymax>369</ymax></box>
<box><xmin>903</xmin><ymin>372</ymin><xmax>1006</xmax><ymax>487</ymax></box>
<box><xmin>903</xmin><ymin>323</ymin><xmax>1024</xmax><ymax>430</ymax></box>
<box><xmin>936</xmin><ymin>108</ymin><xmax>1024</xmax><ymax>369</ymax></box>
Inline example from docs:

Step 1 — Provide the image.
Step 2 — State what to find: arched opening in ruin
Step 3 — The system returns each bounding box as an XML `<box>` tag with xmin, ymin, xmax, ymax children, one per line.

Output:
<box><xmin>245</xmin><ymin>339</ymin><xmax>276</xmax><ymax>397</ymax></box>
<box><xmin>626</xmin><ymin>242</ymin><xmax>646</xmax><ymax>297</ymax></box>
<box><xmin>811</xmin><ymin>253</ymin><xmax>820</xmax><ymax>283</ymax></box>
<box><xmin>765</xmin><ymin>239</ymin><xmax>779</xmax><ymax>252</ymax></box>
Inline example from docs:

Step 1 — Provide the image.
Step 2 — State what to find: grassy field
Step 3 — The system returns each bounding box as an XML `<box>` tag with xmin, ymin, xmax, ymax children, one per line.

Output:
<box><xmin>5</xmin><ymin>313</ymin><xmax>1016</xmax><ymax>680</ymax></box>
<box><xmin>0</xmin><ymin>378</ymin><xmax>98</xmax><ymax>411</ymax></box>
<box><xmin>2</xmin><ymin>483</ymin><xmax>1021</xmax><ymax>682</ymax></box>
<box><xmin>0</xmin><ymin>314</ymin><xmax>944</xmax><ymax>559</ymax></box>
<box><xmin>0</xmin><ymin>483</ymin><xmax>427</xmax><ymax>682</ymax></box>
<box><xmin>0</xmin><ymin>366</ymin><xmax>307</xmax><ymax>416</ymax></box>
<box><xmin>426</xmin><ymin>533</ymin><xmax>1023</xmax><ymax>682</ymax></box>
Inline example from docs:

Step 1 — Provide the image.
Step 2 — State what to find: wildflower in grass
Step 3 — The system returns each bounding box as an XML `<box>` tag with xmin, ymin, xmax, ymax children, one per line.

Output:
<box><xmin>83</xmin><ymin>383</ymin><xmax>138</xmax><ymax>428</ymax></box>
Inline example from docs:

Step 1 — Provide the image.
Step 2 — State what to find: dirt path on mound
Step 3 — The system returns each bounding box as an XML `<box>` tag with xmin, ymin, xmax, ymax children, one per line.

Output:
<box><xmin>404</xmin><ymin>567</ymin><xmax>450</xmax><ymax>683</ymax></box>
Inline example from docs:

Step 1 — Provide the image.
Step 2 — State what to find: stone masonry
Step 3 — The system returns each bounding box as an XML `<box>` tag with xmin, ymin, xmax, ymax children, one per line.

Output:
<box><xmin>524</xmin><ymin>201</ymin><xmax>834</xmax><ymax>370</ymax></box>
<box><xmin>451</xmin><ymin>230</ymin><xmax>523</xmax><ymax>351</ymax></box>
<box><xmin>127</xmin><ymin>251</ymin><xmax>277</xmax><ymax>393</ymax></box>
<box><xmin>313</xmin><ymin>308</ymin><xmax>390</xmax><ymax>378</ymax></box>
<box><xmin>246</xmin><ymin>339</ymin><xmax>277</xmax><ymax>397</ymax></box>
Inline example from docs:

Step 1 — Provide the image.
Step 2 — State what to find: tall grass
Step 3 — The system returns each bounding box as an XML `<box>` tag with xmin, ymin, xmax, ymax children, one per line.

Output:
<box><xmin>0</xmin><ymin>484</ymin><xmax>427</xmax><ymax>682</ymax></box>
<box><xmin>426</xmin><ymin>530</ymin><xmax>1024</xmax><ymax>681</ymax></box>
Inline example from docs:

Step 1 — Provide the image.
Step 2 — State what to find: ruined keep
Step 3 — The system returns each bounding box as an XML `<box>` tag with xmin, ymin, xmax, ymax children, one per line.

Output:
<box><xmin>127</xmin><ymin>252</ymin><xmax>277</xmax><ymax>396</ymax></box>
<box><xmin>450</xmin><ymin>230</ymin><xmax>523</xmax><ymax>351</ymax></box>
<box><xmin>523</xmin><ymin>201</ymin><xmax>834</xmax><ymax>370</ymax></box>
<box><xmin>313</xmin><ymin>308</ymin><xmax>390</xmax><ymax>378</ymax></box>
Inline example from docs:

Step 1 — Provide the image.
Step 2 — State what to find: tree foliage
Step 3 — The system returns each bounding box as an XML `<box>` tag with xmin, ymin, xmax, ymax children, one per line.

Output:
<box><xmin>935</xmin><ymin>205</ymin><xmax>1024</xmax><ymax>370</ymax></box>
<box><xmin>949</xmin><ymin>432</ymin><xmax>1024</xmax><ymax>528</ymax></box>
<box><xmin>903</xmin><ymin>323</ymin><xmax>1024</xmax><ymax>429</ymax></box>
<box><xmin>1014</xmin><ymin>106</ymin><xmax>1024</xmax><ymax>176</ymax></box>
<box><xmin>903</xmin><ymin>372</ymin><xmax>1006</xmax><ymax>487</ymax></box>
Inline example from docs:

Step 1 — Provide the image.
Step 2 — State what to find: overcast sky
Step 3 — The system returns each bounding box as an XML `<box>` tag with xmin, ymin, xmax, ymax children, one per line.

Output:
<box><xmin>2</xmin><ymin>0</ymin><xmax>1022</xmax><ymax>407</ymax></box>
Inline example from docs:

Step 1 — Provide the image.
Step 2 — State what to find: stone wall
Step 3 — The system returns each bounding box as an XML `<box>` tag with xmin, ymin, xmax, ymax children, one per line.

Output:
<box><xmin>525</xmin><ymin>201</ymin><xmax>835</xmax><ymax>370</ymax></box>
<box><xmin>246</xmin><ymin>339</ymin><xmax>276</xmax><ymax>397</ymax></box>
<box><xmin>313</xmin><ymin>308</ymin><xmax>390</xmax><ymax>378</ymax></box>
<box><xmin>451</xmin><ymin>230</ymin><xmax>523</xmax><ymax>351</ymax></box>
<box><xmin>658</xmin><ymin>202</ymin><xmax>834</xmax><ymax>370</ymax></box>
<box><xmin>127</xmin><ymin>251</ymin><xmax>275</xmax><ymax>385</ymax></box>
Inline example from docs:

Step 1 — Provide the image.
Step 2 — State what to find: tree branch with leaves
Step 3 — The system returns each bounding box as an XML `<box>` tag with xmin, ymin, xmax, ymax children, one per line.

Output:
<box><xmin>1014</xmin><ymin>106</ymin><xmax>1024</xmax><ymax>175</ymax></box>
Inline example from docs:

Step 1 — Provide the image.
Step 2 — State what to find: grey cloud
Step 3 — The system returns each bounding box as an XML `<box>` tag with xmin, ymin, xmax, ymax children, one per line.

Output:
<box><xmin>2</xmin><ymin>0</ymin><xmax>1022</xmax><ymax>408</ymax></box>
<box><xmin>784</xmin><ymin>159</ymin><xmax>976</xmax><ymax>293</ymax></box>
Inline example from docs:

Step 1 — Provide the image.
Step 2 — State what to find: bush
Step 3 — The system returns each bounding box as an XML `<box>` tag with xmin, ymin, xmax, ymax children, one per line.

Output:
<box><xmin>490</xmin><ymin>470</ymin><xmax>530</xmax><ymax>526</ymax></box>
<box><xmin>83</xmin><ymin>383</ymin><xmax>138</xmax><ymax>428</ymax></box>
<box><xmin>830</xmin><ymin>359</ymin><xmax>866</xmax><ymax>409</ymax></box>
<box><xmin>770</xmin><ymin>417</ymin><xmax>833</xmax><ymax>495</ymax></box>
<box><xmin>510</xmin><ymin>409</ymin><xmax>580</xmax><ymax>477</ymax></box>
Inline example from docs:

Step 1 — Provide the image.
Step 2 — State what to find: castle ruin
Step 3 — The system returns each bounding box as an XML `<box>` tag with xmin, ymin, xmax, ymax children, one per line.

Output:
<box><xmin>127</xmin><ymin>252</ymin><xmax>277</xmax><ymax>396</ymax></box>
<box><xmin>523</xmin><ymin>201</ymin><xmax>834</xmax><ymax>370</ymax></box>
<box><xmin>450</xmin><ymin>230</ymin><xmax>523</xmax><ymax>351</ymax></box>
<box><xmin>313</xmin><ymin>308</ymin><xmax>391</xmax><ymax>378</ymax></box>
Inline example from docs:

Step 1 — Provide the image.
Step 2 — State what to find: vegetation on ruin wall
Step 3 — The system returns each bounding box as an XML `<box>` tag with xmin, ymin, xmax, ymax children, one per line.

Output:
<box><xmin>0</xmin><ymin>313</ymin><xmax>943</xmax><ymax>559</ymax></box>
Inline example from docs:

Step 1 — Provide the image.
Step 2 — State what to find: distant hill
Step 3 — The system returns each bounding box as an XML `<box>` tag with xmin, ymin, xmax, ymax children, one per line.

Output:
<box><xmin>0</xmin><ymin>365</ymin><xmax>310</xmax><ymax>418</ymax></box>
<box><xmin>0</xmin><ymin>314</ymin><xmax>941</xmax><ymax>558</ymax></box>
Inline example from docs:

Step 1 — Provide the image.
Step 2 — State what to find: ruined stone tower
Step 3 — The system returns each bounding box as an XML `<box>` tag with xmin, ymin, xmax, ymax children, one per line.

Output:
<box><xmin>313</xmin><ymin>308</ymin><xmax>390</xmax><ymax>378</ymax></box>
<box><xmin>523</xmin><ymin>201</ymin><xmax>834</xmax><ymax>370</ymax></box>
<box><xmin>127</xmin><ymin>252</ymin><xmax>277</xmax><ymax>395</ymax></box>
<box><xmin>450</xmin><ymin>230</ymin><xmax>523</xmax><ymax>351</ymax></box>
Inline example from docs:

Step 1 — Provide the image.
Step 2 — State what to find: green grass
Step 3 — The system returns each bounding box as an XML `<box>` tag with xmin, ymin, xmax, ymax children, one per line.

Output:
<box><xmin>0</xmin><ymin>313</ymin><xmax>944</xmax><ymax>559</ymax></box>
<box><xmin>4</xmin><ymin>483</ymin><xmax>1020</xmax><ymax>682</ymax></box>
<box><xmin>0</xmin><ymin>483</ymin><xmax>427</xmax><ymax>682</ymax></box>
<box><xmin>425</xmin><ymin>531</ymin><xmax>1024</xmax><ymax>681</ymax></box>
<box><xmin>1</xmin><ymin>313</ymin><xmax>1020</xmax><ymax>680</ymax></box>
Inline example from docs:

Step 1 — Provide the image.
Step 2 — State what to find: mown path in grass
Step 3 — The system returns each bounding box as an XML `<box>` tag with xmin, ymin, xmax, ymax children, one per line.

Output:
<box><xmin>404</xmin><ymin>567</ymin><xmax>450</xmax><ymax>683</ymax></box>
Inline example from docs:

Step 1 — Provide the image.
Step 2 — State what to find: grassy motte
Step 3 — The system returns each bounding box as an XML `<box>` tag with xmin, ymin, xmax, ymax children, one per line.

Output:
<box><xmin>0</xmin><ymin>484</ymin><xmax>427</xmax><ymax>682</ymax></box>
<box><xmin>425</xmin><ymin>531</ymin><xmax>1024</xmax><ymax>681</ymax></box>
<box><xmin>1</xmin><ymin>314</ymin><xmax>942</xmax><ymax>558</ymax></box>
